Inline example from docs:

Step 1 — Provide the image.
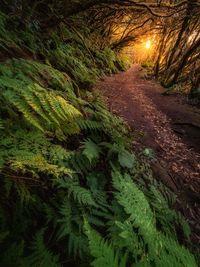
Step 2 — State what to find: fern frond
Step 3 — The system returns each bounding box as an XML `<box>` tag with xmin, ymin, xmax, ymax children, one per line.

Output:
<box><xmin>84</xmin><ymin>220</ymin><xmax>127</xmax><ymax>267</ymax></box>
<box><xmin>77</xmin><ymin>118</ymin><xmax>101</xmax><ymax>131</ymax></box>
<box><xmin>57</xmin><ymin>198</ymin><xmax>72</xmax><ymax>240</ymax></box>
<box><xmin>0</xmin><ymin>60</ymin><xmax>82</xmax><ymax>137</ymax></box>
<box><xmin>10</xmin><ymin>155</ymin><xmax>73</xmax><ymax>178</ymax></box>
<box><xmin>112</xmin><ymin>171</ymin><xmax>154</xmax><ymax>229</ymax></box>
<box><xmin>112</xmin><ymin>170</ymin><xmax>197</xmax><ymax>267</ymax></box>
<box><xmin>27</xmin><ymin>229</ymin><xmax>62</xmax><ymax>267</ymax></box>
<box><xmin>68</xmin><ymin>151</ymin><xmax>94</xmax><ymax>174</ymax></box>
<box><xmin>56</xmin><ymin>178</ymin><xmax>97</xmax><ymax>207</ymax></box>
<box><xmin>81</xmin><ymin>139</ymin><xmax>101</xmax><ymax>163</ymax></box>
<box><xmin>68</xmin><ymin>182</ymin><xmax>97</xmax><ymax>207</ymax></box>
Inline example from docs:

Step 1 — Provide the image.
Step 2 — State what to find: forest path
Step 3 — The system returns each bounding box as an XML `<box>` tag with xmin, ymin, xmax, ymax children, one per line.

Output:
<box><xmin>96</xmin><ymin>64</ymin><xmax>200</xmax><ymax>244</ymax></box>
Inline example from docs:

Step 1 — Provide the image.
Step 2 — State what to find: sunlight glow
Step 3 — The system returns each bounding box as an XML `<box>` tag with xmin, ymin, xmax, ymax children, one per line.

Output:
<box><xmin>145</xmin><ymin>40</ymin><xmax>151</xmax><ymax>49</ymax></box>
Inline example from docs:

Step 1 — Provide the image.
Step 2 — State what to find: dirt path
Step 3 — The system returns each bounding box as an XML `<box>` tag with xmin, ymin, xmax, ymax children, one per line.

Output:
<box><xmin>97</xmin><ymin>64</ymin><xmax>200</xmax><ymax>244</ymax></box>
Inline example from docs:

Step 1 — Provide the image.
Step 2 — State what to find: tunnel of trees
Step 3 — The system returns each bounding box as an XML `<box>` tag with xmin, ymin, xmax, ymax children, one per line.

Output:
<box><xmin>0</xmin><ymin>0</ymin><xmax>200</xmax><ymax>266</ymax></box>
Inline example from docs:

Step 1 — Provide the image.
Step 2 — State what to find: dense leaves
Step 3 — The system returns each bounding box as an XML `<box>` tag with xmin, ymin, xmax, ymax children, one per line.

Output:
<box><xmin>0</xmin><ymin>1</ymin><xmax>198</xmax><ymax>267</ymax></box>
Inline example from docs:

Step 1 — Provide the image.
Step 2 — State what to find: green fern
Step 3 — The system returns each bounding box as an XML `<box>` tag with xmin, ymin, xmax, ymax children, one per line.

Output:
<box><xmin>48</xmin><ymin>44</ymin><xmax>97</xmax><ymax>86</ymax></box>
<box><xmin>77</xmin><ymin>118</ymin><xmax>101</xmax><ymax>131</ymax></box>
<box><xmin>57</xmin><ymin>179</ymin><xmax>97</xmax><ymax>207</ymax></box>
<box><xmin>112</xmin><ymin>170</ymin><xmax>197</xmax><ymax>267</ymax></box>
<box><xmin>1</xmin><ymin>78</ymin><xmax>82</xmax><ymax>136</ymax></box>
<box><xmin>81</xmin><ymin>139</ymin><xmax>101</xmax><ymax>163</ymax></box>
<box><xmin>118</xmin><ymin>150</ymin><xmax>136</xmax><ymax>169</ymax></box>
<box><xmin>57</xmin><ymin>198</ymin><xmax>72</xmax><ymax>240</ymax></box>
<box><xmin>84</xmin><ymin>220</ymin><xmax>127</xmax><ymax>267</ymax></box>
<box><xmin>68</xmin><ymin>183</ymin><xmax>97</xmax><ymax>206</ymax></box>
<box><xmin>130</xmin><ymin>161</ymin><xmax>191</xmax><ymax>239</ymax></box>
<box><xmin>9</xmin><ymin>155</ymin><xmax>73</xmax><ymax>179</ymax></box>
<box><xmin>56</xmin><ymin>197</ymin><xmax>89</xmax><ymax>257</ymax></box>
<box><xmin>68</xmin><ymin>151</ymin><xmax>95</xmax><ymax>174</ymax></box>
<box><xmin>27</xmin><ymin>229</ymin><xmax>62</xmax><ymax>267</ymax></box>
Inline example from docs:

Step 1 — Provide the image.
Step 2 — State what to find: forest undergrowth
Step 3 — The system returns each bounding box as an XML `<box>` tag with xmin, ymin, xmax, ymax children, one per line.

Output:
<box><xmin>0</xmin><ymin>8</ymin><xmax>199</xmax><ymax>267</ymax></box>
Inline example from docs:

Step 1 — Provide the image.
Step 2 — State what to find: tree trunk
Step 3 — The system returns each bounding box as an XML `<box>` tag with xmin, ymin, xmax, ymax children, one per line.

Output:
<box><xmin>166</xmin><ymin>0</ymin><xmax>196</xmax><ymax>69</ymax></box>
<box><xmin>154</xmin><ymin>28</ymin><xmax>167</xmax><ymax>79</ymax></box>
<box><xmin>164</xmin><ymin>37</ymin><xmax>200</xmax><ymax>87</ymax></box>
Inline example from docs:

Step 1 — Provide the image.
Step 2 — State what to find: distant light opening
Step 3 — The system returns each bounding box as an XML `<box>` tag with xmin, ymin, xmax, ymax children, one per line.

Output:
<box><xmin>145</xmin><ymin>40</ymin><xmax>151</xmax><ymax>49</ymax></box>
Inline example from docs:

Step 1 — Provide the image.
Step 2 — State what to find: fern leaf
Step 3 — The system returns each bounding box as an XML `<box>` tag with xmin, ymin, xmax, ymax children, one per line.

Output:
<box><xmin>112</xmin><ymin>170</ymin><xmax>197</xmax><ymax>267</ymax></box>
<box><xmin>27</xmin><ymin>229</ymin><xmax>62</xmax><ymax>267</ymax></box>
<box><xmin>56</xmin><ymin>179</ymin><xmax>97</xmax><ymax>207</ymax></box>
<box><xmin>118</xmin><ymin>150</ymin><xmax>136</xmax><ymax>169</ymax></box>
<box><xmin>77</xmin><ymin>119</ymin><xmax>101</xmax><ymax>131</ymax></box>
<box><xmin>81</xmin><ymin>139</ymin><xmax>101</xmax><ymax>163</ymax></box>
<box><xmin>57</xmin><ymin>198</ymin><xmax>72</xmax><ymax>240</ymax></box>
<box><xmin>68</xmin><ymin>182</ymin><xmax>97</xmax><ymax>207</ymax></box>
<box><xmin>84</xmin><ymin>221</ymin><xmax>127</xmax><ymax>267</ymax></box>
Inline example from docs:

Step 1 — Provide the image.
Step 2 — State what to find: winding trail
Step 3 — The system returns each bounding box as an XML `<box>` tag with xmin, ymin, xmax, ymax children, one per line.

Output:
<box><xmin>97</xmin><ymin>64</ymin><xmax>200</xmax><ymax>244</ymax></box>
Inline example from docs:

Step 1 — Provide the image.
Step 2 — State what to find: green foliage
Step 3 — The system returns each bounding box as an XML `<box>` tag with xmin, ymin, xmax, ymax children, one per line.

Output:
<box><xmin>84</xmin><ymin>171</ymin><xmax>197</xmax><ymax>267</ymax></box>
<box><xmin>57</xmin><ymin>179</ymin><xmax>97</xmax><ymax>207</ymax></box>
<box><xmin>116</xmin><ymin>54</ymin><xmax>131</xmax><ymax>71</ymax></box>
<box><xmin>0</xmin><ymin>59</ymin><xmax>81</xmax><ymax>138</ymax></box>
<box><xmin>111</xmin><ymin>170</ymin><xmax>197</xmax><ymax>267</ymax></box>
<box><xmin>141</xmin><ymin>60</ymin><xmax>154</xmax><ymax>69</ymax></box>
<box><xmin>27</xmin><ymin>229</ymin><xmax>62</xmax><ymax>267</ymax></box>
<box><xmin>0</xmin><ymin>11</ymin><xmax>19</xmax><ymax>51</ymax></box>
<box><xmin>0</xmin><ymin>7</ymin><xmax>197</xmax><ymax>267</ymax></box>
<box><xmin>118</xmin><ymin>150</ymin><xmax>136</xmax><ymax>169</ymax></box>
<box><xmin>84</xmin><ymin>220</ymin><xmax>127</xmax><ymax>267</ymax></box>
<box><xmin>47</xmin><ymin>44</ymin><xmax>98</xmax><ymax>87</ymax></box>
<box><xmin>94</xmin><ymin>47</ymin><xmax>118</xmax><ymax>73</ymax></box>
<box><xmin>81</xmin><ymin>139</ymin><xmax>101</xmax><ymax>163</ymax></box>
